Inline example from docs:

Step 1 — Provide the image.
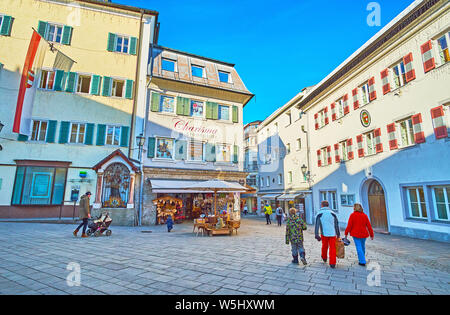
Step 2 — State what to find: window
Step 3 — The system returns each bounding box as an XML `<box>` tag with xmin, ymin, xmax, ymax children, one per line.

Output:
<box><xmin>105</xmin><ymin>125</ymin><xmax>121</xmax><ymax>146</ymax></box>
<box><xmin>46</xmin><ymin>23</ymin><xmax>63</xmax><ymax>43</ymax></box>
<box><xmin>115</xmin><ymin>35</ymin><xmax>130</xmax><ymax>54</ymax></box>
<box><xmin>278</xmin><ymin>174</ymin><xmax>282</xmax><ymax>185</ymax></box>
<box><xmin>288</xmin><ymin>172</ymin><xmax>293</xmax><ymax>184</ymax></box>
<box><xmin>12</xmin><ymin>166</ymin><xmax>67</xmax><ymax>205</ymax></box>
<box><xmin>432</xmin><ymin>186</ymin><xmax>450</xmax><ymax>221</ymax></box>
<box><xmin>191</xmin><ymin>65</ymin><xmax>204</xmax><ymax>78</ymax></box>
<box><xmin>286</xmin><ymin>143</ymin><xmax>291</xmax><ymax>155</ymax></box>
<box><xmin>218</xmin><ymin>71</ymin><xmax>230</xmax><ymax>83</ymax></box>
<box><xmin>111</xmin><ymin>79</ymin><xmax>125</xmax><ymax>98</ymax></box>
<box><xmin>365</xmin><ymin>131</ymin><xmax>376</xmax><ymax>156</ymax></box>
<box><xmin>320</xmin><ymin>190</ymin><xmax>338</xmax><ymax>211</ymax></box>
<box><xmin>360</xmin><ymin>82</ymin><xmax>370</xmax><ymax>106</ymax></box>
<box><xmin>318</xmin><ymin>109</ymin><xmax>326</xmax><ymax>128</ymax></box>
<box><xmin>189</xmin><ymin>140</ymin><xmax>204</xmax><ymax>161</ymax></box>
<box><xmin>391</xmin><ymin>60</ymin><xmax>407</xmax><ymax>89</ymax></box>
<box><xmin>218</xmin><ymin>105</ymin><xmax>230</xmax><ymax>121</ymax></box>
<box><xmin>260</xmin><ymin>177</ymin><xmax>264</xmax><ymax>188</ymax></box>
<box><xmin>190</xmin><ymin>100</ymin><xmax>204</xmax><ymax>117</ymax></box>
<box><xmin>216</xmin><ymin>144</ymin><xmax>231</xmax><ymax>162</ymax></box>
<box><xmin>69</xmin><ymin>123</ymin><xmax>86</xmax><ymax>144</ymax></box>
<box><xmin>398</xmin><ymin>117</ymin><xmax>415</xmax><ymax>148</ymax></box>
<box><xmin>406</xmin><ymin>188</ymin><xmax>427</xmax><ymax>219</ymax></box>
<box><xmin>287</xmin><ymin>112</ymin><xmax>292</xmax><ymax>125</ymax></box>
<box><xmin>437</xmin><ymin>32</ymin><xmax>450</xmax><ymax>65</ymax></box>
<box><xmin>320</xmin><ymin>147</ymin><xmax>328</xmax><ymax>166</ymax></box>
<box><xmin>296</xmin><ymin>138</ymin><xmax>301</xmax><ymax>151</ymax></box>
<box><xmin>274</xmin><ymin>123</ymin><xmax>278</xmax><ymax>133</ymax></box>
<box><xmin>156</xmin><ymin>138</ymin><xmax>174</xmax><ymax>159</ymax></box>
<box><xmin>39</xmin><ymin>70</ymin><xmax>55</xmax><ymax>90</ymax></box>
<box><xmin>340</xmin><ymin>140</ymin><xmax>348</xmax><ymax>161</ymax></box>
<box><xmin>266</xmin><ymin>177</ymin><xmax>270</xmax><ymax>187</ymax></box>
<box><xmin>336</xmin><ymin>97</ymin><xmax>345</xmax><ymax>118</ymax></box>
<box><xmin>30</xmin><ymin>120</ymin><xmax>48</xmax><ymax>142</ymax></box>
<box><xmin>162</xmin><ymin>58</ymin><xmax>176</xmax><ymax>72</ymax></box>
<box><xmin>341</xmin><ymin>194</ymin><xmax>355</xmax><ymax>207</ymax></box>
<box><xmin>0</xmin><ymin>16</ymin><xmax>3</xmax><ymax>30</ymax></box>
<box><xmin>76</xmin><ymin>75</ymin><xmax>91</xmax><ymax>94</ymax></box>
<box><xmin>160</xmin><ymin>95</ymin><xmax>175</xmax><ymax>113</ymax></box>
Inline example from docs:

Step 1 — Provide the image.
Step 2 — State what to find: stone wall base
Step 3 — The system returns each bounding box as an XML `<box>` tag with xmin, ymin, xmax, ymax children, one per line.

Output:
<box><xmin>92</xmin><ymin>208</ymin><xmax>136</xmax><ymax>227</ymax></box>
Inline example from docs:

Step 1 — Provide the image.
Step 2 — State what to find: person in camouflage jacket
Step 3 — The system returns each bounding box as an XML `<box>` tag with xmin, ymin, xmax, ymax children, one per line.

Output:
<box><xmin>285</xmin><ymin>208</ymin><xmax>308</xmax><ymax>265</ymax></box>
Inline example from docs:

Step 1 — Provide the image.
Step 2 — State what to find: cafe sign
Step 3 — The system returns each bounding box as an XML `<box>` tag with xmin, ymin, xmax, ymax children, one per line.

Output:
<box><xmin>173</xmin><ymin>118</ymin><xmax>219</xmax><ymax>137</ymax></box>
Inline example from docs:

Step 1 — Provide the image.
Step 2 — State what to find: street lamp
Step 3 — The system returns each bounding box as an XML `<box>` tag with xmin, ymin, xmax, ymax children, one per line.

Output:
<box><xmin>301</xmin><ymin>164</ymin><xmax>310</xmax><ymax>182</ymax></box>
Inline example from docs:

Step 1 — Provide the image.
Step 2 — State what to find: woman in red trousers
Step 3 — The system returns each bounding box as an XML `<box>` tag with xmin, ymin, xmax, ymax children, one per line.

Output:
<box><xmin>344</xmin><ymin>203</ymin><xmax>374</xmax><ymax>266</ymax></box>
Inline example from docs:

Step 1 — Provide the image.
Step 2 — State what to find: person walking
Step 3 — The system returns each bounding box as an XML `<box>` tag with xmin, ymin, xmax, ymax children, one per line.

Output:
<box><xmin>344</xmin><ymin>203</ymin><xmax>374</xmax><ymax>266</ymax></box>
<box><xmin>166</xmin><ymin>215</ymin><xmax>174</xmax><ymax>232</ymax></box>
<box><xmin>73</xmin><ymin>192</ymin><xmax>91</xmax><ymax>238</ymax></box>
<box><xmin>275</xmin><ymin>205</ymin><xmax>283</xmax><ymax>226</ymax></box>
<box><xmin>286</xmin><ymin>208</ymin><xmax>308</xmax><ymax>265</ymax></box>
<box><xmin>243</xmin><ymin>204</ymin><xmax>248</xmax><ymax>216</ymax></box>
<box><xmin>314</xmin><ymin>200</ymin><xmax>340</xmax><ymax>268</ymax></box>
<box><xmin>264</xmin><ymin>203</ymin><xmax>273</xmax><ymax>225</ymax></box>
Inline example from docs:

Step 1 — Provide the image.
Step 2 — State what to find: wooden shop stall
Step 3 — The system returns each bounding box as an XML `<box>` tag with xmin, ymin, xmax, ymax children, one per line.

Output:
<box><xmin>153</xmin><ymin>195</ymin><xmax>184</xmax><ymax>225</ymax></box>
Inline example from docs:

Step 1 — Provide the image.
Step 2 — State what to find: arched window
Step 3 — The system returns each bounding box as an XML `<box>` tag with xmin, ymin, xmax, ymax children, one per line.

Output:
<box><xmin>102</xmin><ymin>163</ymin><xmax>130</xmax><ymax>208</ymax></box>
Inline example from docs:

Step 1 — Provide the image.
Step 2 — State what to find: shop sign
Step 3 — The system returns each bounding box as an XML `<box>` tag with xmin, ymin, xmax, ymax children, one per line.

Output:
<box><xmin>360</xmin><ymin>109</ymin><xmax>371</xmax><ymax>128</ymax></box>
<box><xmin>173</xmin><ymin>118</ymin><xmax>218</xmax><ymax>137</ymax></box>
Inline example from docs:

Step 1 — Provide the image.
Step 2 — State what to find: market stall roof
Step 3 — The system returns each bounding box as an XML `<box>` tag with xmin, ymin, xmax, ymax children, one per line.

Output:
<box><xmin>260</xmin><ymin>194</ymin><xmax>282</xmax><ymax>200</ymax></box>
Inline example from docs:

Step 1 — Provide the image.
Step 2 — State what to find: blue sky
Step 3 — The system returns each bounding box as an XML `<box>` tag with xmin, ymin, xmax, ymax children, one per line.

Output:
<box><xmin>118</xmin><ymin>0</ymin><xmax>415</xmax><ymax>124</ymax></box>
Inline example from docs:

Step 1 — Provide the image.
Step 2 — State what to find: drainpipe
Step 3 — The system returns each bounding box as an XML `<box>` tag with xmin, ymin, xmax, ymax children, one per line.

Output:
<box><xmin>302</xmin><ymin>115</ymin><xmax>314</xmax><ymax>225</ymax></box>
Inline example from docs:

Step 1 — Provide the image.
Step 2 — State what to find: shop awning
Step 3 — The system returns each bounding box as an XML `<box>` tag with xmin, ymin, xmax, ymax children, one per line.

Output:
<box><xmin>277</xmin><ymin>193</ymin><xmax>304</xmax><ymax>200</ymax></box>
<box><xmin>260</xmin><ymin>194</ymin><xmax>282</xmax><ymax>200</ymax></box>
<box><xmin>149</xmin><ymin>179</ymin><xmax>248</xmax><ymax>193</ymax></box>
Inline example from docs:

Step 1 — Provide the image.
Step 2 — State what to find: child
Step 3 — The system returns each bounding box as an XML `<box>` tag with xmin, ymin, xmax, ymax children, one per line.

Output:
<box><xmin>285</xmin><ymin>208</ymin><xmax>308</xmax><ymax>265</ymax></box>
<box><xmin>166</xmin><ymin>215</ymin><xmax>174</xmax><ymax>232</ymax></box>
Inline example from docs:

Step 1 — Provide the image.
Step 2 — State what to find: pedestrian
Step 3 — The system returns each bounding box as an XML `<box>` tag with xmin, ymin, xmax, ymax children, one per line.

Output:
<box><xmin>264</xmin><ymin>203</ymin><xmax>273</xmax><ymax>225</ymax></box>
<box><xmin>286</xmin><ymin>208</ymin><xmax>308</xmax><ymax>265</ymax></box>
<box><xmin>167</xmin><ymin>215</ymin><xmax>174</xmax><ymax>232</ymax></box>
<box><xmin>276</xmin><ymin>205</ymin><xmax>283</xmax><ymax>226</ymax></box>
<box><xmin>243</xmin><ymin>204</ymin><xmax>248</xmax><ymax>216</ymax></box>
<box><xmin>314</xmin><ymin>200</ymin><xmax>340</xmax><ymax>268</ymax></box>
<box><xmin>344</xmin><ymin>203</ymin><xmax>374</xmax><ymax>266</ymax></box>
<box><xmin>73</xmin><ymin>191</ymin><xmax>91</xmax><ymax>238</ymax></box>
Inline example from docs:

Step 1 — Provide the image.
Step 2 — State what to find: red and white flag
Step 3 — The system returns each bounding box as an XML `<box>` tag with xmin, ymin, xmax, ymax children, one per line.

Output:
<box><xmin>13</xmin><ymin>30</ymin><xmax>48</xmax><ymax>136</ymax></box>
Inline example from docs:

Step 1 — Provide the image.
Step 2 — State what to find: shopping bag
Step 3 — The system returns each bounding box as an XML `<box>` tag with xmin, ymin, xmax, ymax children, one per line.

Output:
<box><xmin>336</xmin><ymin>237</ymin><xmax>345</xmax><ymax>259</ymax></box>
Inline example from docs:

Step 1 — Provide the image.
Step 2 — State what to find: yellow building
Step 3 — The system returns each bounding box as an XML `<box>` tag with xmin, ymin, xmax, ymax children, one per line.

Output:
<box><xmin>0</xmin><ymin>0</ymin><xmax>158</xmax><ymax>224</ymax></box>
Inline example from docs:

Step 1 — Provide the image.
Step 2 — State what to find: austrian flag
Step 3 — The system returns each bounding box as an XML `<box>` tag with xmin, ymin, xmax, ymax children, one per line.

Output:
<box><xmin>13</xmin><ymin>30</ymin><xmax>48</xmax><ymax>136</ymax></box>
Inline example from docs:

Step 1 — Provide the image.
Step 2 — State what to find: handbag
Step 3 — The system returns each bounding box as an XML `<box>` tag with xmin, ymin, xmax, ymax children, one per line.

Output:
<box><xmin>336</xmin><ymin>238</ymin><xmax>345</xmax><ymax>259</ymax></box>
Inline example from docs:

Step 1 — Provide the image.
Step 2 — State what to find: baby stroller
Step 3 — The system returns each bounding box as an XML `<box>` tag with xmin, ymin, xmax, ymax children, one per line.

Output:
<box><xmin>86</xmin><ymin>212</ymin><xmax>112</xmax><ymax>237</ymax></box>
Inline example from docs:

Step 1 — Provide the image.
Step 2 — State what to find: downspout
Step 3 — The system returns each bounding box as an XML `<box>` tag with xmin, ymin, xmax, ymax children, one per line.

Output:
<box><xmin>302</xmin><ymin>113</ymin><xmax>314</xmax><ymax>225</ymax></box>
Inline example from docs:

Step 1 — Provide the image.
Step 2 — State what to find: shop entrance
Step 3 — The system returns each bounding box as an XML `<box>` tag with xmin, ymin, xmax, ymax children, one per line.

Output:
<box><xmin>367</xmin><ymin>180</ymin><xmax>388</xmax><ymax>232</ymax></box>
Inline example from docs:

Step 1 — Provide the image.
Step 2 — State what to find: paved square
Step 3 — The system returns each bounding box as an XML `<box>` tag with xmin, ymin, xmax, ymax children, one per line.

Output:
<box><xmin>0</xmin><ymin>217</ymin><xmax>449</xmax><ymax>295</ymax></box>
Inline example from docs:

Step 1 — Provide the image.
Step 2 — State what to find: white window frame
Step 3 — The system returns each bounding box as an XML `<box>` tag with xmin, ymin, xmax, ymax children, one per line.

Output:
<box><xmin>115</xmin><ymin>35</ymin><xmax>130</xmax><ymax>54</ymax></box>
<box><xmin>46</xmin><ymin>23</ymin><xmax>64</xmax><ymax>44</ymax></box>
<box><xmin>278</xmin><ymin>174</ymin><xmax>282</xmax><ymax>185</ymax></box>
<box><xmin>360</xmin><ymin>82</ymin><xmax>370</xmax><ymax>106</ymax></box>
<box><xmin>162</xmin><ymin>58</ymin><xmax>177</xmax><ymax>72</ymax></box>
<box><xmin>0</xmin><ymin>15</ymin><xmax>4</xmax><ymax>31</ymax></box>
<box><xmin>391</xmin><ymin>60</ymin><xmax>407</xmax><ymax>90</ymax></box>
<box><xmin>364</xmin><ymin>131</ymin><xmax>376</xmax><ymax>156</ymax></box>
<box><xmin>159</xmin><ymin>94</ymin><xmax>175</xmax><ymax>113</ymax></box>
<box><xmin>105</xmin><ymin>125</ymin><xmax>122</xmax><ymax>146</ymax></box>
<box><xmin>296</xmin><ymin>138</ymin><xmax>301</xmax><ymax>151</ymax></box>
<box><xmin>154</xmin><ymin>137</ymin><xmax>175</xmax><ymax>160</ymax></box>
<box><xmin>286</xmin><ymin>143</ymin><xmax>291</xmax><ymax>155</ymax></box>
<box><xmin>286</xmin><ymin>112</ymin><xmax>292</xmax><ymax>126</ymax></box>
<box><xmin>336</xmin><ymin>97</ymin><xmax>345</xmax><ymax>119</ymax></box>
<box><xmin>320</xmin><ymin>190</ymin><xmax>338</xmax><ymax>211</ymax></box>
<box><xmin>340</xmin><ymin>140</ymin><xmax>348</xmax><ymax>161</ymax></box>
<box><xmin>397</xmin><ymin>117</ymin><xmax>415</xmax><ymax>148</ymax></box>
<box><xmin>216</xmin><ymin>143</ymin><xmax>231</xmax><ymax>163</ymax></box>
<box><xmin>218</xmin><ymin>70</ymin><xmax>231</xmax><ymax>83</ymax></box>
<box><xmin>30</xmin><ymin>120</ymin><xmax>48</xmax><ymax>142</ymax></box>
<box><xmin>218</xmin><ymin>104</ymin><xmax>230</xmax><ymax>121</ymax></box>
<box><xmin>445</xmin><ymin>104</ymin><xmax>450</xmax><ymax>136</ymax></box>
<box><xmin>406</xmin><ymin>187</ymin><xmax>428</xmax><ymax>219</ymax></box>
<box><xmin>266</xmin><ymin>177</ymin><xmax>270</xmax><ymax>187</ymax></box>
<box><xmin>69</xmin><ymin>122</ymin><xmax>87</xmax><ymax>144</ymax></box>
<box><xmin>435</xmin><ymin>31</ymin><xmax>450</xmax><ymax>66</ymax></box>
<box><xmin>76</xmin><ymin>73</ymin><xmax>92</xmax><ymax>94</ymax></box>
<box><xmin>39</xmin><ymin>69</ymin><xmax>56</xmax><ymax>91</ymax></box>
<box><xmin>260</xmin><ymin>177</ymin><xmax>264</xmax><ymax>188</ymax></box>
<box><xmin>111</xmin><ymin>78</ymin><xmax>125</xmax><ymax>98</ymax></box>
<box><xmin>431</xmin><ymin>186</ymin><xmax>450</xmax><ymax>222</ymax></box>
<box><xmin>191</xmin><ymin>65</ymin><xmax>204</xmax><ymax>78</ymax></box>
<box><xmin>190</xmin><ymin>100</ymin><xmax>204</xmax><ymax>118</ymax></box>
<box><xmin>188</xmin><ymin>140</ymin><xmax>205</xmax><ymax>162</ymax></box>
<box><xmin>318</xmin><ymin>109</ymin><xmax>326</xmax><ymax>128</ymax></box>
<box><xmin>320</xmin><ymin>147</ymin><xmax>328</xmax><ymax>166</ymax></box>
<box><xmin>288</xmin><ymin>172</ymin><xmax>293</xmax><ymax>184</ymax></box>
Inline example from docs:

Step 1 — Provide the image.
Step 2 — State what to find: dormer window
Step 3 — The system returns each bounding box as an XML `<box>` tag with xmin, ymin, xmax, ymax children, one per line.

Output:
<box><xmin>162</xmin><ymin>58</ymin><xmax>176</xmax><ymax>72</ymax></box>
<box><xmin>191</xmin><ymin>65</ymin><xmax>204</xmax><ymax>78</ymax></box>
<box><xmin>218</xmin><ymin>70</ymin><xmax>230</xmax><ymax>83</ymax></box>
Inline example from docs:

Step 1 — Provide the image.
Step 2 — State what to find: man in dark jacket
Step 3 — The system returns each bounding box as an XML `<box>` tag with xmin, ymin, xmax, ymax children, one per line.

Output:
<box><xmin>73</xmin><ymin>192</ymin><xmax>91</xmax><ymax>238</ymax></box>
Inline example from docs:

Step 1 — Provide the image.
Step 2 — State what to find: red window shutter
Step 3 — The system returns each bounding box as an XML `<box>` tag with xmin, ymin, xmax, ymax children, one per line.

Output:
<box><xmin>317</xmin><ymin>149</ymin><xmax>322</xmax><ymax>167</ymax></box>
<box><xmin>387</xmin><ymin>123</ymin><xmax>398</xmax><ymax>150</ymax></box>
<box><xmin>327</xmin><ymin>146</ymin><xmax>332</xmax><ymax>165</ymax></box>
<box><xmin>352</xmin><ymin>88</ymin><xmax>359</xmax><ymax>110</ymax></box>
<box><xmin>314</xmin><ymin>113</ymin><xmax>319</xmax><ymax>130</ymax></box>
<box><xmin>334</xmin><ymin>143</ymin><xmax>340</xmax><ymax>163</ymax></box>
<box><xmin>368</xmin><ymin>77</ymin><xmax>377</xmax><ymax>101</ymax></box>
<box><xmin>357</xmin><ymin>135</ymin><xmax>364</xmax><ymax>157</ymax></box>
<box><xmin>347</xmin><ymin>138</ymin><xmax>354</xmax><ymax>160</ymax></box>
<box><xmin>324</xmin><ymin>107</ymin><xmax>329</xmax><ymax>125</ymax></box>
<box><xmin>343</xmin><ymin>94</ymin><xmax>350</xmax><ymax>114</ymax></box>
<box><xmin>331</xmin><ymin>103</ymin><xmax>337</xmax><ymax>121</ymax></box>
<box><xmin>411</xmin><ymin>113</ymin><xmax>425</xmax><ymax>144</ymax></box>
<box><xmin>380</xmin><ymin>69</ymin><xmax>391</xmax><ymax>95</ymax></box>
<box><xmin>431</xmin><ymin>106</ymin><xmax>448</xmax><ymax>139</ymax></box>
<box><xmin>421</xmin><ymin>41</ymin><xmax>436</xmax><ymax>73</ymax></box>
<box><xmin>374</xmin><ymin>128</ymin><xmax>383</xmax><ymax>153</ymax></box>
<box><xmin>403</xmin><ymin>53</ymin><xmax>416</xmax><ymax>82</ymax></box>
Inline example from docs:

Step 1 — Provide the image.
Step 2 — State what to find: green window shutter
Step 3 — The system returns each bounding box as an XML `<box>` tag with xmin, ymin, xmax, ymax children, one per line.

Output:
<box><xmin>177</xmin><ymin>97</ymin><xmax>190</xmax><ymax>116</ymax></box>
<box><xmin>233</xmin><ymin>145</ymin><xmax>239</xmax><ymax>164</ymax></box>
<box><xmin>107</xmin><ymin>33</ymin><xmax>116</xmax><ymax>52</ymax></box>
<box><xmin>120</xmin><ymin>126</ymin><xmax>129</xmax><ymax>147</ymax></box>
<box><xmin>151</xmin><ymin>92</ymin><xmax>160</xmax><ymax>112</ymax></box>
<box><xmin>0</xmin><ymin>16</ymin><xmax>13</xmax><ymax>36</ymax></box>
<box><xmin>125</xmin><ymin>80</ymin><xmax>134</xmax><ymax>99</ymax></box>
<box><xmin>65</xmin><ymin>72</ymin><xmax>77</xmax><ymax>93</ymax></box>
<box><xmin>54</xmin><ymin>70</ymin><xmax>66</xmax><ymax>91</ymax></box>
<box><xmin>61</xmin><ymin>26</ymin><xmax>73</xmax><ymax>45</ymax></box>
<box><xmin>84</xmin><ymin>123</ymin><xmax>95</xmax><ymax>145</ymax></box>
<box><xmin>37</xmin><ymin>21</ymin><xmax>48</xmax><ymax>38</ymax></box>
<box><xmin>96</xmin><ymin>124</ymin><xmax>106</xmax><ymax>146</ymax></box>
<box><xmin>129</xmin><ymin>37</ymin><xmax>137</xmax><ymax>55</ymax></box>
<box><xmin>205</xmin><ymin>143</ymin><xmax>216</xmax><ymax>162</ymax></box>
<box><xmin>58</xmin><ymin>121</ymin><xmax>70</xmax><ymax>144</ymax></box>
<box><xmin>212</xmin><ymin>103</ymin><xmax>219</xmax><ymax>120</ymax></box>
<box><xmin>46</xmin><ymin>120</ymin><xmax>57</xmax><ymax>143</ymax></box>
<box><xmin>90</xmin><ymin>75</ymin><xmax>101</xmax><ymax>95</ymax></box>
<box><xmin>232</xmin><ymin>106</ymin><xmax>239</xmax><ymax>123</ymax></box>
<box><xmin>17</xmin><ymin>134</ymin><xmax>28</xmax><ymax>142</ymax></box>
<box><xmin>175</xmin><ymin>140</ymin><xmax>187</xmax><ymax>160</ymax></box>
<box><xmin>206</xmin><ymin>102</ymin><xmax>213</xmax><ymax>119</ymax></box>
<box><xmin>184</xmin><ymin>98</ymin><xmax>190</xmax><ymax>116</ymax></box>
<box><xmin>102</xmin><ymin>77</ymin><xmax>112</xmax><ymax>97</ymax></box>
<box><xmin>147</xmin><ymin>137</ymin><xmax>156</xmax><ymax>158</ymax></box>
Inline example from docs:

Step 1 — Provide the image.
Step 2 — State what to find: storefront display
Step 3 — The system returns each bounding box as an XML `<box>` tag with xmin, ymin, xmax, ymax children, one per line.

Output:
<box><xmin>153</xmin><ymin>196</ymin><xmax>183</xmax><ymax>225</ymax></box>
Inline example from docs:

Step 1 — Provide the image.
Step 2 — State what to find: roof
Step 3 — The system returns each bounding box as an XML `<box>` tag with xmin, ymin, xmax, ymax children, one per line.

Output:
<box><xmin>75</xmin><ymin>0</ymin><xmax>159</xmax><ymax>16</ymax></box>
<box><xmin>153</xmin><ymin>45</ymin><xmax>235</xmax><ymax>67</ymax></box>
<box><xmin>92</xmin><ymin>149</ymin><xmax>139</xmax><ymax>172</ymax></box>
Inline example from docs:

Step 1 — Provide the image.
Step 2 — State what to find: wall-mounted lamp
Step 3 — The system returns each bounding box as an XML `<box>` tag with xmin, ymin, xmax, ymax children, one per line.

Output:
<box><xmin>301</xmin><ymin>164</ymin><xmax>310</xmax><ymax>182</ymax></box>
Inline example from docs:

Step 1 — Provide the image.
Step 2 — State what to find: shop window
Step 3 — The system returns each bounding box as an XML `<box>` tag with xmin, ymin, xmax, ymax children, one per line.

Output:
<box><xmin>432</xmin><ymin>186</ymin><xmax>450</xmax><ymax>221</ymax></box>
<box><xmin>105</xmin><ymin>125</ymin><xmax>121</xmax><ymax>146</ymax></box>
<box><xmin>162</xmin><ymin>58</ymin><xmax>176</xmax><ymax>72</ymax></box>
<box><xmin>77</xmin><ymin>74</ymin><xmax>92</xmax><ymax>94</ymax></box>
<box><xmin>12</xmin><ymin>166</ymin><xmax>67</xmax><ymax>205</ymax></box>
<box><xmin>191</xmin><ymin>65</ymin><xmax>204</xmax><ymax>78</ymax></box>
<box><xmin>39</xmin><ymin>70</ymin><xmax>55</xmax><ymax>90</ymax></box>
<box><xmin>69</xmin><ymin>123</ymin><xmax>86</xmax><ymax>144</ymax></box>
<box><xmin>397</xmin><ymin>117</ymin><xmax>415</xmax><ymax>148</ymax></box>
<box><xmin>190</xmin><ymin>100</ymin><xmax>204</xmax><ymax>117</ymax></box>
<box><xmin>30</xmin><ymin>120</ymin><xmax>48</xmax><ymax>142</ymax></box>
<box><xmin>406</xmin><ymin>187</ymin><xmax>427</xmax><ymax>219</ymax></box>
<box><xmin>160</xmin><ymin>95</ymin><xmax>175</xmax><ymax>113</ymax></box>
<box><xmin>156</xmin><ymin>138</ymin><xmax>174</xmax><ymax>159</ymax></box>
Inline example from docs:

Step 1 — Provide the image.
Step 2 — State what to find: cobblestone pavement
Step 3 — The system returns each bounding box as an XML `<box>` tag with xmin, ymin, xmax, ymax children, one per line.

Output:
<box><xmin>0</xmin><ymin>217</ymin><xmax>449</xmax><ymax>295</ymax></box>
